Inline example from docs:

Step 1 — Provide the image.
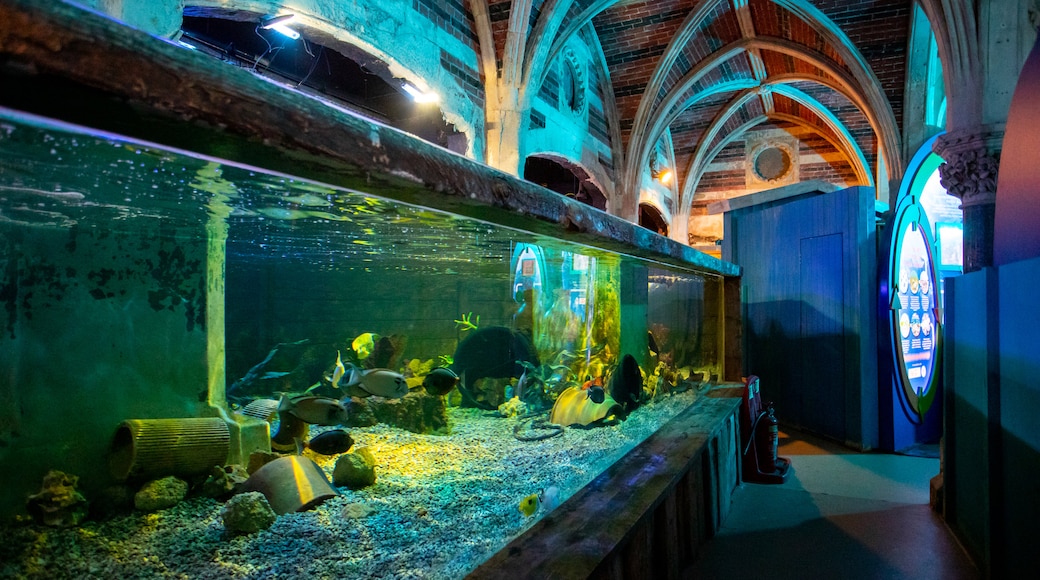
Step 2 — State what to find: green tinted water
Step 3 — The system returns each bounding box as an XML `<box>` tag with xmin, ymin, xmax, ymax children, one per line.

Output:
<box><xmin>0</xmin><ymin>109</ymin><xmax>724</xmax><ymax>578</ymax></box>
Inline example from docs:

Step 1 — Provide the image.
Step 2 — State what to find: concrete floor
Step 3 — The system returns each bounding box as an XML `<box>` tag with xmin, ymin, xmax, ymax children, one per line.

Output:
<box><xmin>687</xmin><ymin>430</ymin><xmax>979</xmax><ymax>579</ymax></box>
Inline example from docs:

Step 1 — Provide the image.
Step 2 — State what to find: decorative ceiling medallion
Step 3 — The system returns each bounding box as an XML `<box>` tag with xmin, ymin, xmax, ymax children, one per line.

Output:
<box><xmin>561</xmin><ymin>47</ymin><xmax>587</xmax><ymax>116</ymax></box>
<box><xmin>746</xmin><ymin>137</ymin><xmax>798</xmax><ymax>187</ymax></box>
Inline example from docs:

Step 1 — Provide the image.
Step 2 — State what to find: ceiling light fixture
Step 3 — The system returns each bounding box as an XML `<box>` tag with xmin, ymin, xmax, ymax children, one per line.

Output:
<box><xmin>402</xmin><ymin>82</ymin><xmax>440</xmax><ymax>104</ymax></box>
<box><xmin>261</xmin><ymin>14</ymin><xmax>300</xmax><ymax>40</ymax></box>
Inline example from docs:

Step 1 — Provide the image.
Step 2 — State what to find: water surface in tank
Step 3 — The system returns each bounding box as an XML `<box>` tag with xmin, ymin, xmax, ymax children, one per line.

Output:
<box><xmin>0</xmin><ymin>109</ymin><xmax>723</xmax><ymax>578</ymax></box>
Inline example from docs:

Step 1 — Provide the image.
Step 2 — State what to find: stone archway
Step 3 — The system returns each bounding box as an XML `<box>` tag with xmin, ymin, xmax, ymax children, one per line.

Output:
<box><xmin>522</xmin><ymin>155</ymin><xmax>607</xmax><ymax>211</ymax></box>
<box><xmin>638</xmin><ymin>203</ymin><xmax>669</xmax><ymax>236</ymax></box>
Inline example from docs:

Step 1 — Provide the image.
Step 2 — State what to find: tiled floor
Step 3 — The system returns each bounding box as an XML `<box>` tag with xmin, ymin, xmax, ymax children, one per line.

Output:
<box><xmin>686</xmin><ymin>430</ymin><xmax>980</xmax><ymax>579</ymax></box>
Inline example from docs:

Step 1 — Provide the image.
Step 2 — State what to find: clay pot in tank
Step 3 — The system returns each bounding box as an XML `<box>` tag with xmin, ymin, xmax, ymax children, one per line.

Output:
<box><xmin>240</xmin><ymin>455</ymin><xmax>338</xmax><ymax>514</ymax></box>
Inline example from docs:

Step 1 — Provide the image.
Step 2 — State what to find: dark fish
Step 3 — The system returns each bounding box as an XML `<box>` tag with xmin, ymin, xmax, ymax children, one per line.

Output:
<box><xmin>608</xmin><ymin>354</ymin><xmax>643</xmax><ymax>413</ymax></box>
<box><xmin>648</xmin><ymin>331</ymin><xmax>659</xmax><ymax>356</ymax></box>
<box><xmin>423</xmin><ymin>367</ymin><xmax>460</xmax><ymax>396</ymax></box>
<box><xmin>272</xmin><ymin>411</ymin><xmax>308</xmax><ymax>453</ymax></box>
<box><xmin>450</xmin><ymin>326</ymin><xmax>539</xmax><ymax>410</ymax></box>
<box><xmin>278</xmin><ymin>394</ymin><xmax>351</xmax><ymax>426</ymax></box>
<box><xmin>586</xmin><ymin>385</ymin><xmax>606</xmax><ymax>404</ymax></box>
<box><xmin>306</xmin><ymin>429</ymin><xmax>354</xmax><ymax>456</ymax></box>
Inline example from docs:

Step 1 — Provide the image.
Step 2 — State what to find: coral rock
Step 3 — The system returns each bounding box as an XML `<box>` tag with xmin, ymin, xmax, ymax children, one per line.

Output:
<box><xmin>202</xmin><ymin>465</ymin><xmax>249</xmax><ymax>498</ymax></box>
<box><xmin>220</xmin><ymin>491</ymin><xmax>277</xmax><ymax>535</ymax></box>
<box><xmin>333</xmin><ymin>447</ymin><xmax>377</xmax><ymax>489</ymax></box>
<box><xmin>365</xmin><ymin>390</ymin><xmax>449</xmax><ymax>434</ymax></box>
<box><xmin>26</xmin><ymin>470</ymin><xmax>89</xmax><ymax>528</ymax></box>
<box><xmin>497</xmin><ymin>396</ymin><xmax>528</xmax><ymax>418</ymax></box>
<box><xmin>134</xmin><ymin>476</ymin><xmax>188</xmax><ymax>512</ymax></box>
<box><xmin>342</xmin><ymin>398</ymin><xmax>379</xmax><ymax>428</ymax></box>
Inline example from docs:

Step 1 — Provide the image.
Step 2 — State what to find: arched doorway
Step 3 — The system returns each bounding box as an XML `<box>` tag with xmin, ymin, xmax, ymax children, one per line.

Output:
<box><xmin>522</xmin><ymin>156</ymin><xmax>606</xmax><ymax>210</ymax></box>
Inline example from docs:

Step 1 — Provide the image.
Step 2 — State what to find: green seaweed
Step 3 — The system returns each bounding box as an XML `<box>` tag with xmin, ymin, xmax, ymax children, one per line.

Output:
<box><xmin>453</xmin><ymin>312</ymin><xmax>479</xmax><ymax>332</ymax></box>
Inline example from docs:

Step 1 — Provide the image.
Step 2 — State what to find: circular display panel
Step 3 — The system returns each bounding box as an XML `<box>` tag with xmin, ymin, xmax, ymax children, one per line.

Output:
<box><xmin>891</xmin><ymin>219</ymin><xmax>940</xmax><ymax>418</ymax></box>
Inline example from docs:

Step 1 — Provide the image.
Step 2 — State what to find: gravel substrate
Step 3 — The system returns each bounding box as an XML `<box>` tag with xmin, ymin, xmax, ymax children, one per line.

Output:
<box><xmin>0</xmin><ymin>390</ymin><xmax>700</xmax><ymax>579</ymax></box>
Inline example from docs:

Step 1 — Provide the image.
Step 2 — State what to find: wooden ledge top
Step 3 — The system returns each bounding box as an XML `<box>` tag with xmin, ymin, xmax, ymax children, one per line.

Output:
<box><xmin>468</xmin><ymin>395</ymin><xmax>740</xmax><ymax>579</ymax></box>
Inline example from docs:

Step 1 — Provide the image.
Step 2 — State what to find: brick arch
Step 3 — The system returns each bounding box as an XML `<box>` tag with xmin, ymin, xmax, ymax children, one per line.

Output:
<box><xmin>523</xmin><ymin>152</ymin><xmax>609</xmax><ymax>211</ymax></box>
<box><xmin>610</xmin><ymin>0</ymin><xmax>900</xmax><ymax>236</ymax></box>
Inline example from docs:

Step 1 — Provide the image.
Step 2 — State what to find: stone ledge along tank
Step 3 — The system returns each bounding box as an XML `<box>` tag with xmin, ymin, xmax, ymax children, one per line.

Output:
<box><xmin>0</xmin><ymin>2</ymin><xmax>742</xmax><ymax>577</ymax></box>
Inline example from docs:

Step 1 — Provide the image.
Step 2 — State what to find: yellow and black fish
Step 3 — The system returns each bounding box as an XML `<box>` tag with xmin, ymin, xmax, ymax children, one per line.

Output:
<box><xmin>518</xmin><ymin>493</ymin><xmax>540</xmax><ymax>517</ymax></box>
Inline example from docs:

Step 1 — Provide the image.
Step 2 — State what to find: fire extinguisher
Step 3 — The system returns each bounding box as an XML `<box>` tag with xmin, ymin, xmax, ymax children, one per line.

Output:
<box><xmin>755</xmin><ymin>402</ymin><xmax>779</xmax><ymax>472</ymax></box>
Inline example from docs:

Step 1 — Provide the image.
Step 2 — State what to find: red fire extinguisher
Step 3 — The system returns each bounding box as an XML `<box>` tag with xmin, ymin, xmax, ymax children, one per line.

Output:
<box><xmin>755</xmin><ymin>402</ymin><xmax>779</xmax><ymax>472</ymax></box>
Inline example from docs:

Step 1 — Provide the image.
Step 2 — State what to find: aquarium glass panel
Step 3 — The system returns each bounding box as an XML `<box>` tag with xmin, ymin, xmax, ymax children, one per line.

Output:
<box><xmin>0</xmin><ymin>110</ymin><xmax>723</xmax><ymax>579</ymax></box>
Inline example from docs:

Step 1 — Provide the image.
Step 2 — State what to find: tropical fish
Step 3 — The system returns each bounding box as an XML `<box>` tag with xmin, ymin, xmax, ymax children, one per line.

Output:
<box><xmin>305</xmin><ymin>429</ymin><xmax>354</xmax><ymax>456</ymax></box>
<box><xmin>330</xmin><ymin>350</ymin><xmax>346</xmax><ymax>386</ymax></box>
<box><xmin>540</xmin><ymin>485</ymin><xmax>561</xmax><ymax>512</ymax></box>
<box><xmin>648</xmin><ymin>331</ymin><xmax>660</xmax><ymax>356</ymax></box>
<box><xmin>515</xmin><ymin>366</ymin><xmax>530</xmax><ymax>400</ymax></box>
<box><xmin>518</xmin><ymin>493</ymin><xmax>540</xmax><ymax>517</ymax></box>
<box><xmin>341</xmin><ymin>366</ymin><xmax>409</xmax><ymax>399</ymax></box>
<box><xmin>423</xmin><ymin>367</ymin><xmax>460</xmax><ymax>396</ymax></box>
<box><xmin>278</xmin><ymin>394</ymin><xmax>351</xmax><ymax>426</ymax></box>
<box><xmin>272</xmin><ymin>411</ymin><xmax>309</xmax><ymax>453</ymax></box>
<box><xmin>586</xmin><ymin>385</ymin><xmax>606</xmax><ymax>404</ymax></box>
<box><xmin>519</xmin><ymin>486</ymin><xmax>561</xmax><ymax>517</ymax></box>
<box><xmin>581</xmin><ymin>376</ymin><xmax>603</xmax><ymax>390</ymax></box>
<box><xmin>352</xmin><ymin>332</ymin><xmax>378</xmax><ymax>360</ymax></box>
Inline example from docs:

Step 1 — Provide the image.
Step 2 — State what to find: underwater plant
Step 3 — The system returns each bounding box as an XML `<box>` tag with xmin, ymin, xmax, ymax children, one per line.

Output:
<box><xmin>454</xmin><ymin>312</ymin><xmax>479</xmax><ymax>332</ymax></box>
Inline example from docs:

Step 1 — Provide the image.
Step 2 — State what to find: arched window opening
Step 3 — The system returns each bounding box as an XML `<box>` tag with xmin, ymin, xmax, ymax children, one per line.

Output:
<box><xmin>178</xmin><ymin>12</ymin><xmax>467</xmax><ymax>154</ymax></box>
<box><xmin>522</xmin><ymin>156</ymin><xmax>606</xmax><ymax>210</ymax></box>
<box><xmin>638</xmin><ymin>203</ymin><xmax>668</xmax><ymax>236</ymax></box>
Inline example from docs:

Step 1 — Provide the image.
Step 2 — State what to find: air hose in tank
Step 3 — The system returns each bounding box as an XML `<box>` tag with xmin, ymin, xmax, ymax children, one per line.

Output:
<box><xmin>513</xmin><ymin>412</ymin><xmax>564</xmax><ymax>441</ymax></box>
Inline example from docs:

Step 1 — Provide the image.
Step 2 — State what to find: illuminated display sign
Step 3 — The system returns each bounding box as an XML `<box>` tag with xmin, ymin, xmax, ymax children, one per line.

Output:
<box><xmin>890</xmin><ymin>213</ymin><xmax>941</xmax><ymax>419</ymax></box>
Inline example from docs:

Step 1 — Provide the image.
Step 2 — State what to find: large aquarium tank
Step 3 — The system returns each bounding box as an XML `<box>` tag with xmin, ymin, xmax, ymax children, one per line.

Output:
<box><xmin>0</xmin><ymin>106</ymin><xmax>731</xmax><ymax>578</ymax></box>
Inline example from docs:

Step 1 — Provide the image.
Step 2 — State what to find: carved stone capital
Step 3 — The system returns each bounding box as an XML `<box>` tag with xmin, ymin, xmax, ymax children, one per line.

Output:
<box><xmin>934</xmin><ymin>128</ymin><xmax>1004</xmax><ymax>207</ymax></box>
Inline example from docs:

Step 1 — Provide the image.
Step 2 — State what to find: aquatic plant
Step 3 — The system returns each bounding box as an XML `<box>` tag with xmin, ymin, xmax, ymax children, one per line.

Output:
<box><xmin>454</xmin><ymin>312</ymin><xmax>479</xmax><ymax>332</ymax></box>
<box><xmin>439</xmin><ymin>354</ymin><xmax>454</xmax><ymax>367</ymax></box>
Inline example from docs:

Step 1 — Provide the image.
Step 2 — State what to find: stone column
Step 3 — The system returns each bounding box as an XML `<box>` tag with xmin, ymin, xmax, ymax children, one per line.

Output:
<box><xmin>934</xmin><ymin>128</ymin><xmax>1004</xmax><ymax>272</ymax></box>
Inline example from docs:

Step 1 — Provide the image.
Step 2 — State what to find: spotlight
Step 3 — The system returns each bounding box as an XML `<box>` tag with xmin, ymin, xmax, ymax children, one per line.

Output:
<box><xmin>649</xmin><ymin>157</ymin><xmax>673</xmax><ymax>185</ymax></box>
<box><xmin>402</xmin><ymin>82</ymin><xmax>440</xmax><ymax>104</ymax></box>
<box><xmin>261</xmin><ymin>14</ymin><xmax>300</xmax><ymax>40</ymax></box>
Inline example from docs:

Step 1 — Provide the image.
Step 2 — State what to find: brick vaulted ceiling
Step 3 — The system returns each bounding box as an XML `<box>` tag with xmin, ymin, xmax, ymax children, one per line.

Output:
<box><xmin>478</xmin><ymin>0</ymin><xmax>908</xmax><ymax>221</ymax></box>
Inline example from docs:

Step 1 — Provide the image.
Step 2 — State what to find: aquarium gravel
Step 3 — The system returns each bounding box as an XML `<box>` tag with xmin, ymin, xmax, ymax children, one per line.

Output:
<box><xmin>0</xmin><ymin>390</ymin><xmax>700</xmax><ymax>580</ymax></box>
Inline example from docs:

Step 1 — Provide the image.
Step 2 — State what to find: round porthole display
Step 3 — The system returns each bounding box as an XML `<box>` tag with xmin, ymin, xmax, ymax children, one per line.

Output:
<box><xmin>753</xmin><ymin>146</ymin><xmax>792</xmax><ymax>181</ymax></box>
<box><xmin>888</xmin><ymin>203</ymin><xmax>941</xmax><ymax>420</ymax></box>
